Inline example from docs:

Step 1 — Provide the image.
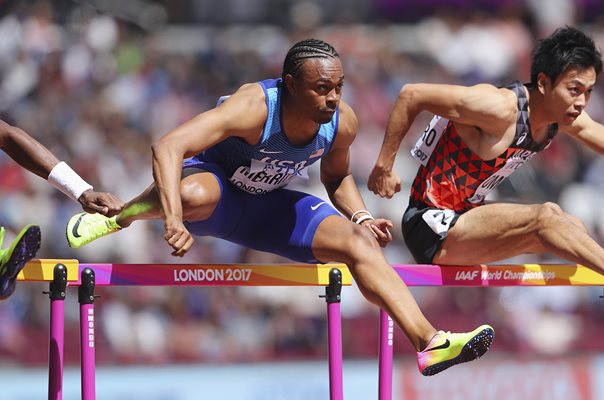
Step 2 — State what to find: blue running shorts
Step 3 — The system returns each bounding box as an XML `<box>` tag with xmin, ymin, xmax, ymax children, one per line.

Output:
<box><xmin>182</xmin><ymin>159</ymin><xmax>341</xmax><ymax>263</ymax></box>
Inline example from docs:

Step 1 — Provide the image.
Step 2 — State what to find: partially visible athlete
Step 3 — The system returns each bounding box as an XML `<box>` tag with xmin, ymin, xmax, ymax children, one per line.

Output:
<box><xmin>66</xmin><ymin>39</ymin><xmax>493</xmax><ymax>376</ymax></box>
<box><xmin>0</xmin><ymin>119</ymin><xmax>124</xmax><ymax>299</ymax></box>
<box><xmin>369</xmin><ymin>26</ymin><xmax>604</xmax><ymax>273</ymax></box>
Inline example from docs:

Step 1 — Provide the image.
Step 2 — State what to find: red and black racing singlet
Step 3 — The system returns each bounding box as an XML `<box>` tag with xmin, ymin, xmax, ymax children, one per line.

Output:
<box><xmin>409</xmin><ymin>81</ymin><xmax>558</xmax><ymax>212</ymax></box>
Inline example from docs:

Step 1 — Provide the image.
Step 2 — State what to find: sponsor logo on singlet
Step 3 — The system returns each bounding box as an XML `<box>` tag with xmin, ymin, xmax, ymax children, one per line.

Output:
<box><xmin>517</xmin><ymin>131</ymin><xmax>527</xmax><ymax>145</ymax></box>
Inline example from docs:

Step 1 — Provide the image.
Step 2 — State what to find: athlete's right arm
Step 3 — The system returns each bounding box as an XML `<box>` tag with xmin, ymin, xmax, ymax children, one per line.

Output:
<box><xmin>368</xmin><ymin>83</ymin><xmax>515</xmax><ymax>198</ymax></box>
<box><xmin>151</xmin><ymin>83</ymin><xmax>267</xmax><ymax>256</ymax></box>
<box><xmin>0</xmin><ymin>120</ymin><xmax>124</xmax><ymax>216</ymax></box>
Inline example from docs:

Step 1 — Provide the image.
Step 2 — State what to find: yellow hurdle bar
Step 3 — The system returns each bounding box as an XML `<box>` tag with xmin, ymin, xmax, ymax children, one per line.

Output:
<box><xmin>78</xmin><ymin>262</ymin><xmax>352</xmax><ymax>286</ymax></box>
<box><xmin>15</xmin><ymin>260</ymin><xmax>352</xmax><ymax>286</ymax></box>
<box><xmin>16</xmin><ymin>259</ymin><xmax>79</xmax><ymax>282</ymax></box>
<box><xmin>16</xmin><ymin>261</ymin><xmax>604</xmax><ymax>287</ymax></box>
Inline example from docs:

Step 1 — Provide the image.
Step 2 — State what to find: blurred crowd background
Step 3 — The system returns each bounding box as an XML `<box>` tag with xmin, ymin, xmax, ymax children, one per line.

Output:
<box><xmin>1</xmin><ymin>0</ymin><xmax>604</xmax><ymax>367</ymax></box>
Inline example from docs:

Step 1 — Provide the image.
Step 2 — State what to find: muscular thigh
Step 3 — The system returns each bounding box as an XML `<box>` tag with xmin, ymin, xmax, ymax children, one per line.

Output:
<box><xmin>226</xmin><ymin>189</ymin><xmax>341</xmax><ymax>263</ymax></box>
<box><xmin>435</xmin><ymin>202</ymin><xmax>545</xmax><ymax>264</ymax></box>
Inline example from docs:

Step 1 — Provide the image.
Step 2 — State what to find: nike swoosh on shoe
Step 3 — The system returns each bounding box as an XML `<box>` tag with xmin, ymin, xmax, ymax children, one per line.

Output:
<box><xmin>423</xmin><ymin>338</ymin><xmax>450</xmax><ymax>352</ymax></box>
<box><xmin>71</xmin><ymin>214</ymin><xmax>85</xmax><ymax>238</ymax></box>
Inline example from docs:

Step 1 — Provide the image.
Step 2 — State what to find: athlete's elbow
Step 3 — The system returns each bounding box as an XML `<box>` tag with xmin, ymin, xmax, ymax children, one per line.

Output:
<box><xmin>151</xmin><ymin>139</ymin><xmax>175</xmax><ymax>161</ymax></box>
<box><xmin>320</xmin><ymin>175</ymin><xmax>343</xmax><ymax>194</ymax></box>
<box><xmin>398</xmin><ymin>84</ymin><xmax>418</xmax><ymax>100</ymax></box>
<box><xmin>150</xmin><ymin>141</ymin><xmax>162</xmax><ymax>159</ymax></box>
<box><xmin>397</xmin><ymin>84</ymin><xmax>422</xmax><ymax>112</ymax></box>
<box><xmin>152</xmin><ymin>136</ymin><xmax>179</xmax><ymax>152</ymax></box>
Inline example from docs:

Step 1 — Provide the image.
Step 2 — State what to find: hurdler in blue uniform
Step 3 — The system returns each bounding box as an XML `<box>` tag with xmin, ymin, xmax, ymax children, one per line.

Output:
<box><xmin>182</xmin><ymin>77</ymin><xmax>341</xmax><ymax>262</ymax></box>
<box><xmin>67</xmin><ymin>39</ymin><xmax>494</xmax><ymax>376</ymax></box>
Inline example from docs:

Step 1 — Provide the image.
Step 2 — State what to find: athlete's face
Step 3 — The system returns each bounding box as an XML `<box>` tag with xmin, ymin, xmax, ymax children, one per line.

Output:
<box><xmin>289</xmin><ymin>57</ymin><xmax>344</xmax><ymax>124</ymax></box>
<box><xmin>541</xmin><ymin>67</ymin><xmax>596</xmax><ymax>125</ymax></box>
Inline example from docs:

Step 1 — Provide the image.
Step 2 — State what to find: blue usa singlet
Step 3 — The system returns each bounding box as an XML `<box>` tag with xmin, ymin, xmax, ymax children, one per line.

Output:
<box><xmin>182</xmin><ymin>78</ymin><xmax>342</xmax><ymax>263</ymax></box>
<box><xmin>197</xmin><ymin>78</ymin><xmax>339</xmax><ymax>194</ymax></box>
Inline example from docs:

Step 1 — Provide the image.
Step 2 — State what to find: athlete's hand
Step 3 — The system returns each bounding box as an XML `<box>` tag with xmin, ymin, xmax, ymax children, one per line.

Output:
<box><xmin>78</xmin><ymin>190</ymin><xmax>125</xmax><ymax>217</ymax></box>
<box><xmin>367</xmin><ymin>167</ymin><xmax>401</xmax><ymax>199</ymax></box>
<box><xmin>361</xmin><ymin>218</ymin><xmax>393</xmax><ymax>247</ymax></box>
<box><xmin>164</xmin><ymin>217</ymin><xmax>195</xmax><ymax>257</ymax></box>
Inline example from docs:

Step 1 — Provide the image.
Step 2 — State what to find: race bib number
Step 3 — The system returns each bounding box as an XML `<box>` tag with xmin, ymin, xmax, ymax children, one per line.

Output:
<box><xmin>422</xmin><ymin>209</ymin><xmax>456</xmax><ymax>238</ymax></box>
<box><xmin>411</xmin><ymin>116</ymin><xmax>449</xmax><ymax>166</ymax></box>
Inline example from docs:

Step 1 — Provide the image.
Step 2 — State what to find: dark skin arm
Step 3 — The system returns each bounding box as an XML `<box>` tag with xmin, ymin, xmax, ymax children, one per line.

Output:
<box><xmin>151</xmin><ymin>83</ymin><xmax>267</xmax><ymax>256</ymax></box>
<box><xmin>320</xmin><ymin>101</ymin><xmax>393</xmax><ymax>247</ymax></box>
<box><xmin>0</xmin><ymin>120</ymin><xmax>124</xmax><ymax>216</ymax></box>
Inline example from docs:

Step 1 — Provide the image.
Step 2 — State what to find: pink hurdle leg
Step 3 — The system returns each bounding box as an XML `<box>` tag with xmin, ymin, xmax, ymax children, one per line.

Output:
<box><xmin>79</xmin><ymin>268</ymin><xmax>96</xmax><ymax>400</ymax></box>
<box><xmin>378</xmin><ymin>310</ymin><xmax>394</xmax><ymax>400</ymax></box>
<box><xmin>323</xmin><ymin>268</ymin><xmax>344</xmax><ymax>400</ymax></box>
<box><xmin>48</xmin><ymin>264</ymin><xmax>67</xmax><ymax>400</ymax></box>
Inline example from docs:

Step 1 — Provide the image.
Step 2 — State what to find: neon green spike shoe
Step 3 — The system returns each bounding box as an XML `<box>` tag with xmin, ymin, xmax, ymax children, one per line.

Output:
<box><xmin>417</xmin><ymin>324</ymin><xmax>494</xmax><ymax>376</ymax></box>
<box><xmin>66</xmin><ymin>213</ymin><xmax>121</xmax><ymax>248</ymax></box>
<box><xmin>0</xmin><ymin>224</ymin><xmax>41</xmax><ymax>300</ymax></box>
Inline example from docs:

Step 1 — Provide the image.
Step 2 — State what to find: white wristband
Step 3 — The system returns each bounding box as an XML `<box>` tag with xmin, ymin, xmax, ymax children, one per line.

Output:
<box><xmin>47</xmin><ymin>161</ymin><xmax>93</xmax><ymax>202</ymax></box>
<box><xmin>355</xmin><ymin>214</ymin><xmax>375</xmax><ymax>225</ymax></box>
<box><xmin>350</xmin><ymin>209</ymin><xmax>371</xmax><ymax>222</ymax></box>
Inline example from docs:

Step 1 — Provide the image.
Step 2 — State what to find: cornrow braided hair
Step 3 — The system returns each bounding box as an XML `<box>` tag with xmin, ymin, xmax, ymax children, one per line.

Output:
<box><xmin>282</xmin><ymin>39</ymin><xmax>339</xmax><ymax>81</ymax></box>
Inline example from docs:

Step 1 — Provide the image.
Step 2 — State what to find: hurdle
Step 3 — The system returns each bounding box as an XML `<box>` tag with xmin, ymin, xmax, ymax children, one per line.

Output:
<box><xmin>377</xmin><ymin>263</ymin><xmax>604</xmax><ymax>400</ymax></box>
<box><xmin>17</xmin><ymin>260</ymin><xmax>352</xmax><ymax>400</ymax></box>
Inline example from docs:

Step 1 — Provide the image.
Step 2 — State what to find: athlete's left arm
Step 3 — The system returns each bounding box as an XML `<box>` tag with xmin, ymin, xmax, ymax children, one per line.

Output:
<box><xmin>320</xmin><ymin>102</ymin><xmax>393</xmax><ymax>246</ymax></box>
<box><xmin>563</xmin><ymin>112</ymin><xmax>604</xmax><ymax>154</ymax></box>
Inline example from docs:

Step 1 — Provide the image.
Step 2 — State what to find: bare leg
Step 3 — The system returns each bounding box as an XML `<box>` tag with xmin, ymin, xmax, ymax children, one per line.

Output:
<box><xmin>117</xmin><ymin>171</ymin><xmax>221</xmax><ymax>227</ymax></box>
<box><xmin>435</xmin><ymin>202</ymin><xmax>604</xmax><ymax>272</ymax></box>
<box><xmin>312</xmin><ymin>215</ymin><xmax>437</xmax><ymax>351</ymax></box>
<box><xmin>115</xmin><ymin>184</ymin><xmax>162</xmax><ymax>227</ymax></box>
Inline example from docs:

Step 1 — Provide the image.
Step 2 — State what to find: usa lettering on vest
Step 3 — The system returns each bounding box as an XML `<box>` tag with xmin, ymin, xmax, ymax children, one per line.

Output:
<box><xmin>229</xmin><ymin>158</ymin><xmax>308</xmax><ymax>194</ymax></box>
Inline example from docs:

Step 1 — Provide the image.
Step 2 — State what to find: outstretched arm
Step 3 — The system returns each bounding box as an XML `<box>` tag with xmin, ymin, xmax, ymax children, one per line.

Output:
<box><xmin>320</xmin><ymin>102</ymin><xmax>393</xmax><ymax>246</ymax></box>
<box><xmin>0</xmin><ymin>120</ymin><xmax>123</xmax><ymax>216</ymax></box>
<box><xmin>563</xmin><ymin>111</ymin><xmax>604</xmax><ymax>154</ymax></box>
<box><xmin>0</xmin><ymin>120</ymin><xmax>58</xmax><ymax>178</ymax></box>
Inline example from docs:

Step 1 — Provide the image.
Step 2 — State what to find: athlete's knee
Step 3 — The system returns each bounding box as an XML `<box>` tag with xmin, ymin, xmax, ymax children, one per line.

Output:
<box><xmin>535</xmin><ymin>202</ymin><xmax>576</xmax><ymax>238</ymax></box>
<box><xmin>314</xmin><ymin>219</ymin><xmax>383</xmax><ymax>266</ymax></box>
<box><xmin>346</xmin><ymin>224</ymin><xmax>383</xmax><ymax>262</ymax></box>
<box><xmin>535</xmin><ymin>202</ymin><xmax>564</xmax><ymax>227</ymax></box>
<box><xmin>542</xmin><ymin>202</ymin><xmax>564</xmax><ymax>215</ymax></box>
<box><xmin>179</xmin><ymin>178</ymin><xmax>220</xmax><ymax>213</ymax></box>
<box><xmin>180</xmin><ymin>179</ymin><xmax>204</xmax><ymax>208</ymax></box>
